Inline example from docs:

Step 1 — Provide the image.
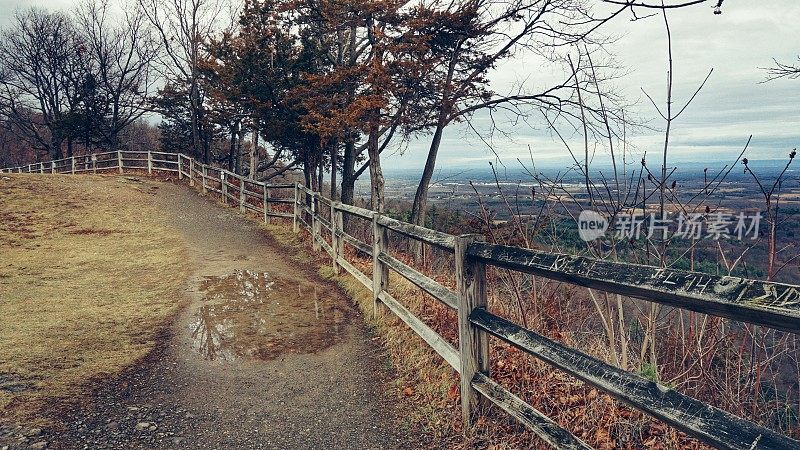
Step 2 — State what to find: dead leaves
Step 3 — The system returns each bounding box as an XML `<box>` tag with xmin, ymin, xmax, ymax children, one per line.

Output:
<box><xmin>447</xmin><ymin>382</ymin><xmax>459</xmax><ymax>401</ymax></box>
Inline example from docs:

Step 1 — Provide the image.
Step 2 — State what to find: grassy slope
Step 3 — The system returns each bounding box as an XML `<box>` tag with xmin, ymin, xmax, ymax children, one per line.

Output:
<box><xmin>0</xmin><ymin>174</ymin><xmax>189</xmax><ymax>422</ymax></box>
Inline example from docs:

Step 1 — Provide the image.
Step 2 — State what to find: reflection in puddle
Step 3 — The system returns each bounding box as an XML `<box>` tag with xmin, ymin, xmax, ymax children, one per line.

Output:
<box><xmin>190</xmin><ymin>270</ymin><xmax>349</xmax><ymax>361</ymax></box>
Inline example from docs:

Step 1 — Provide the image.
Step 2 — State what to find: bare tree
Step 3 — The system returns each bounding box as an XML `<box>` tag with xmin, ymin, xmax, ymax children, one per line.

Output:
<box><xmin>74</xmin><ymin>0</ymin><xmax>159</xmax><ymax>151</ymax></box>
<box><xmin>763</xmin><ymin>57</ymin><xmax>800</xmax><ymax>81</ymax></box>
<box><xmin>0</xmin><ymin>9</ymin><xmax>84</xmax><ymax>159</ymax></box>
<box><xmin>407</xmin><ymin>0</ymin><xmax>629</xmax><ymax>230</ymax></box>
<box><xmin>138</xmin><ymin>0</ymin><xmax>225</xmax><ymax>162</ymax></box>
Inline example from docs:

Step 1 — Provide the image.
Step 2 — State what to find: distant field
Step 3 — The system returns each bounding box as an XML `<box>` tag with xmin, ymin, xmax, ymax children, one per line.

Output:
<box><xmin>0</xmin><ymin>174</ymin><xmax>188</xmax><ymax>422</ymax></box>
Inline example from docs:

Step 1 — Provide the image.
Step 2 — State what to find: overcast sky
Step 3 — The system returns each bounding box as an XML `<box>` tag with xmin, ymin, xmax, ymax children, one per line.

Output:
<box><xmin>414</xmin><ymin>1</ymin><xmax>800</xmax><ymax>172</ymax></box>
<box><xmin>1</xmin><ymin>0</ymin><xmax>798</xmax><ymax>172</ymax></box>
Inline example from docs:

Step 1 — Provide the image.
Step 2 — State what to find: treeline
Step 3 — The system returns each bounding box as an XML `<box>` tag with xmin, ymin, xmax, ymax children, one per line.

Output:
<box><xmin>0</xmin><ymin>3</ymin><xmax>158</xmax><ymax>161</ymax></box>
<box><xmin>0</xmin><ymin>0</ymin><xmax>632</xmax><ymax>219</ymax></box>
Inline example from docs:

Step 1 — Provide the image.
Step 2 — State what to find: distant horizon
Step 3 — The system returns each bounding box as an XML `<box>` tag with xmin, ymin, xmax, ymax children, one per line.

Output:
<box><xmin>379</xmin><ymin>156</ymin><xmax>797</xmax><ymax>176</ymax></box>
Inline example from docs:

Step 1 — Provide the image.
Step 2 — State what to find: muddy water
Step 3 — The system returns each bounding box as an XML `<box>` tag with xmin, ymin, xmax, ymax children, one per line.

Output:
<box><xmin>189</xmin><ymin>270</ymin><xmax>349</xmax><ymax>361</ymax></box>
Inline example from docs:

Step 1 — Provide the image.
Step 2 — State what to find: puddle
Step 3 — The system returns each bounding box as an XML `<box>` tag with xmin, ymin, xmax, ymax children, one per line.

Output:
<box><xmin>189</xmin><ymin>270</ymin><xmax>349</xmax><ymax>361</ymax></box>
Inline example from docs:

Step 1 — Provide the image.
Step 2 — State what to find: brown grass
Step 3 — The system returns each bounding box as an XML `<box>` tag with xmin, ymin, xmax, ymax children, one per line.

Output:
<box><xmin>0</xmin><ymin>174</ymin><xmax>189</xmax><ymax>423</ymax></box>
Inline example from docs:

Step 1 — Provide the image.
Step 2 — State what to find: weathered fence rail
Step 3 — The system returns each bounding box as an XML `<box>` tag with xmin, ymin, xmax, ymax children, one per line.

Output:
<box><xmin>4</xmin><ymin>151</ymin><xmax>800</xmax><ymax>450</ymax></box>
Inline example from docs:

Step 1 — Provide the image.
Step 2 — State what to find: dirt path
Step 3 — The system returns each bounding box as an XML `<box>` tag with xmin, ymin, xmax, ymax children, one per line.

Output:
<box><xmin>48</xmin><ymin>180</ymin><xmax>408</xmax><ymax>449</ymax></box>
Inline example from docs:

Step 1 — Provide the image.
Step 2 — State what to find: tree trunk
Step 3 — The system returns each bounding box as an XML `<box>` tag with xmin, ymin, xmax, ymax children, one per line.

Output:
<box><xmin>339</xmin><ymin>25</ymin><xmax>358</xmax><ymax>205</ymax></box>
<box><xmin>367</xmin><ymin>108</ymin><xmax>384</xmax><ymax>212</ymax></box>
<box><xmin>317</xmin><ymin>156</ymin><xmax>324</xmax><ymax>194</ymax></box>
<box><xmin>84</xmin><ymin>110</ymin><xmax>92</xmax><ymax>154</ymax></box>
<box><xmin>249</xmin><ymin>124</ymin><xmax>259</xmax><ymax>180</ymax></box>
<box><xmin>303</xmin><ymin>163</ymin><xmax>312</xmax><ymax>193</ymax></box>
<box><xmin>190</xmin><ymin>79</ymin><xmax>202</xmax><ymax>161</ymax></box>
<box><xmin>203</xmin><ymin>133</ymin><xmax>210</xmax><ymax>165</ymax></box>
<box><xmin>330</xmin><ymin>137</ymin><xmax>338</xmax><ymax>200</ymax></box>
<box><xmin>50</xmin><ymin>133</ymin><xmax>61</xmax><ymax>160</ymax></box>
<box><xmin>341</xmin><ymin>135</ymin><xmax>356</xmax><ymax>206</ymax></box>
<box><xmin>235</xmin><ymin>123</ymin><xmax>243</xmax><ymax>175</ymax></box>
<box><xmin>228</xmin><ymin>125</ymin><xmax>237</xmax><ymax>172</ymax></box>
<box><xmin>410</xmin><ymin>44</ymin><xmax>459</xmax><ymax>228</ymax></box>
<box><xmin>411</xmin><ymin>112</ymin><xmax>447</xmax><ymax>227</ymax></box>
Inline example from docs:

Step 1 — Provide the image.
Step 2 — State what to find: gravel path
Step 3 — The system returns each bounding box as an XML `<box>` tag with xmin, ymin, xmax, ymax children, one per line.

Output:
<box><xmin>26</xmin><ymin>180</ymin><xmax>408</xmax><ymax>449</ymax></box>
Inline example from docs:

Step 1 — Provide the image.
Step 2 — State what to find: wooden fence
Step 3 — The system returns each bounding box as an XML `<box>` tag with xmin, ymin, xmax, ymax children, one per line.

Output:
<box><xmin>4</xmin><ymin>151</ymin><xmax>800</xmax><ymax>449</ymax></box>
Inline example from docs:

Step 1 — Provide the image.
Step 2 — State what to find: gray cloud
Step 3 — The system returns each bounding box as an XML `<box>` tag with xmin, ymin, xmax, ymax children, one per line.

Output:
<box><xmin>387</xmin><ymin>2</ymin><xmax>800</xmax><ymax>171</ymax></box>
<box><xmin>1</xmin><ymin>0</ymin><xmax>797</xmax><ymax>172</ymax></box>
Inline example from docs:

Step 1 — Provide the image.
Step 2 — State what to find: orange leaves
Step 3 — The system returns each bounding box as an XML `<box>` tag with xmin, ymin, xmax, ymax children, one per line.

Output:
<box><xmin>557</xmin><ymin>394</ymin><xmax>583</xmax><ymax>406</ymax></box>
<box><xmin>447</xmin><ymin>382</ymin><xmax>459</xmax><ymax>400</ymax></box>
<box><xmin>402</xmin><ymin>386</ymin><xmax>415</xmax><ymax>397</ymax></box>
<box><xmin>594</xmin><ymin>427</ymin><xmax>613</xmax><ymax>449</ymax></box>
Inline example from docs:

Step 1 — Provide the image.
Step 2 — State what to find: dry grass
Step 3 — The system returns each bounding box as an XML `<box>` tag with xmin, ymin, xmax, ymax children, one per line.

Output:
<box><xmin>0</xmin><ymin>174</ymin><xmax>189</xmax><ymax>423</ymax></box>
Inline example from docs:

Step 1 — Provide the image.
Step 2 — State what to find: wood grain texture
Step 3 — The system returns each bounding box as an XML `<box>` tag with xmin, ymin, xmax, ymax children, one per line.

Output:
<box><xmin>336</xmin><ymin>230</ymin><xmax>372</xmax><ymax>256</ymax></box>
<box><xmin>378</xmin><ymin>290</ymin><xmax>460</xmax><ymax>372</ymax></box>
<box><xmin>376</xmin><ymin>215</ymin><xmax>455</xmax><ymax>250</ymax></box>
<box><xmin>468</xmin><ymin>243</ymin><xmax>800</xmax><ymax>334</ymax></box>
<box><xmin>336</xmin><ymin>202</ymin><xmax>373</xmax><ymax>220</ymax></box>
<box><xmin>378</xmin><ymin>252</ymin><xmax>457</xmax><ymax>309</ymax></box>
<box><xmin>471</xmin><ymin>308</ymin><xmax>800</xmax><ymax>450</ymax></box>
<box><xmin>336</xmin><ymin>255</ymin><xmax>372</xmax><ymax>291</ymax></box>
<box><xmin>456</xmin><ymin>235</ymin><xmax>489</xmax><ymax>429</ymax></box>
<box><xmin>372</xmin><ymin>215</ymin><xmax>389</xmax><ymax>318</ymax></box>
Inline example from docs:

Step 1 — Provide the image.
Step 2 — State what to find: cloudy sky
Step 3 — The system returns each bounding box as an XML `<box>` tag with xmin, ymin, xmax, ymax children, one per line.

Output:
<box><xmin>1</xmin><ymin>0</ymin><xmax>798</xmax><ymax>172</ymax></box>
<box><xmin>409</xmin><ymin>1</ymin><xmax>800</xmax><ymax>172</ymax></box>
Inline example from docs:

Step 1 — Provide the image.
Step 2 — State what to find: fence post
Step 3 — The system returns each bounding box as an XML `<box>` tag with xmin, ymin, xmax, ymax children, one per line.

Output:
<box><xmin>147</xmin><ymin>150</ymin><xmax>153</xmax><ymax>174</ymax></box>
<box><xmin>331</xmin><ymin>202</ymin><xmax>342</xmax><ymax>274</ymax></box>
<box><xmin>51</xmin><ymin>161</ymin><xmax>55</xmax><ymax>174</ymax></box>
<box><xmin>222</xmin><ymin>172</ymin><xmax>228</xmax><ymax>204</ymax></box>
<box><xmin>177</xmin><ymin>154</ymin><xmax>183</xmax><ymax>180</ymax></box>
<box><xmin>39</xmin><ymin>162</ymin><xmax>44</xmax><ymax>173</ymax></box>
<box><xmin>263</xmin><ymin>185</ymin><xmax>271</xmax><ymax>224</ymax></box>
<box><xmin>117</xmin><ymin>150</ymin><xmax>123</xmax><ymax>173</ymax></box>
<box><xmin>371</xmin><ymin>213</ymin><xmax>389</xmax><ymax>319</ymax></box>
<box><xmin>239</xmin><ymin>178</ymin><xmax>246</xmax><ymax>213</ymax></box>
<box><xmin>71</xmin><ymin>156</ymin><xmax>76</xmax><ymax>174</ymax></box>
<box><xmin>188</xmin><ymin>157</ymin><xmax>194</xmax><ymax>186</ymax></box>
<box><xmin>293</xmin><ymin>182</ymin><xmax>300</xmax><ymax>233</ymax></box>
<box><xmin>311</xmin><ymin>193</ymin><xmax>320</xmax><ymax>251</ymax></box>
<box><xmin>201</xmin><ymin>165</ymin><xmax>208</xmax><ymax>194</ymax></box>
<box><xmin>455</xmin><ymin>234</ymin><xmax>489</xmax><ymax>431</ymax></box>
<box><xmin>92</xmin><ymin>155</ymin><xmax>97</xmax><ymax>174</ymax></box>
